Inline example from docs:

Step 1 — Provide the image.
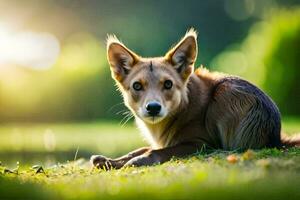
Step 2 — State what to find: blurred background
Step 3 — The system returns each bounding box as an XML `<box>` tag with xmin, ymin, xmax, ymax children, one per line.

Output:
<box><xmin>0</xmin><ymin>0</ymin><xmax>299</xmax><ymax>166</ymax></box>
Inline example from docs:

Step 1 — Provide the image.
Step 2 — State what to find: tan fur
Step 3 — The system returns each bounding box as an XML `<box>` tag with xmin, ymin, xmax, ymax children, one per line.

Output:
<box><xmin>91</xmin><ymin>28</ymin><xmax>296</xmax><ymax>169</ymax></box>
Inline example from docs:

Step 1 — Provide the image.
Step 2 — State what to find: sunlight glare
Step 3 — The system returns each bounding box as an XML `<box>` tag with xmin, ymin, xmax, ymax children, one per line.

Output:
<box><xmin>0</xmin><ymin>23</ymin><xmax>60</xmax><ymax>70</ymax></box>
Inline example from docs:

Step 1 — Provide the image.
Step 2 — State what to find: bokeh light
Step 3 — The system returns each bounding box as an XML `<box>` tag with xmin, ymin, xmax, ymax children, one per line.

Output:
<box><xmin>0</xmin><ymin>22</ymin><xmax>60</xmax><ymax>70</ymax></box>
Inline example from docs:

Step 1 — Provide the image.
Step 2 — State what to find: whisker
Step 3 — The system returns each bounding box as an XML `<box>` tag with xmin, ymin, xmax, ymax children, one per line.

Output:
<box><xmin>121</xmin><ymin>115</ymin><xmax>134</xmax><ymax>127</ymax></box>
<box><xmin>116</xmin><ymin>110</ymin><xmax>127</xmax><ymax>115</ymax></box>
<box><xmin>116</xmin><ymin>109</ymin><xmax>131</xmax><ymax>116</ymax></box>
<box><xmin>106</xmin><ymin>102</ymin><xmax>125</xmax><ymax>113</ymax></box>
<box><xmin>119</xmin><ymin>112</ymin><xmax>130</xmax><ymax>125</ymax></box>
<box><xmin>120</xmin><ymin>112</ymin><xmax>134</xmax><ymax>127</ymax></box>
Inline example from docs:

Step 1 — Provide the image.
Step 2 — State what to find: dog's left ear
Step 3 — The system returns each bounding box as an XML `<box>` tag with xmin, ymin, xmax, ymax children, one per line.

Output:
<box><xmin>165</xmin><ymin>29</ymin><xmax>198</xmax><ymax>80</ymax></box>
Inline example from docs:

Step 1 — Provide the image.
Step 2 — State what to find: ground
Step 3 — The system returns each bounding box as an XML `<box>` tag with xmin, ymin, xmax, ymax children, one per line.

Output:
<box><xmin>0</xmin><ymin>118</ymin><xmax>299</xmax><ymax>200</ymax></box>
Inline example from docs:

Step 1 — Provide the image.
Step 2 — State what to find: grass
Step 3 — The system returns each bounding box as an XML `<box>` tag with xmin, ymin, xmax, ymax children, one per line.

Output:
<box><xmin>0</xmin><ymin>118</ymin><xmax>299</xmax><ymax>200</ymax></box>
<box><xmin>0</xmin><ymin>121</ymin><xmax>144</xmax><ymax>167</ymax></box>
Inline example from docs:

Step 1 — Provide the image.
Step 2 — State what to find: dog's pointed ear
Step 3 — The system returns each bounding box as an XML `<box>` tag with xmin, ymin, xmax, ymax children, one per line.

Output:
<box><xmin>165</xmin><ymin>29</ymin><xmax>198</xmax><ymax>80</ymax></box>
<box><xmin>107</xmin><ymin>35</ymin><xmax>140</xmax><ymax>82</ymax></box>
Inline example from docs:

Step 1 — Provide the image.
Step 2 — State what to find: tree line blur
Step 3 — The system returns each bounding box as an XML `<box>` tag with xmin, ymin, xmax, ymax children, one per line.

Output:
<box><xmin>0</xmin><ymin>0</ymin><xmax>299</xmax><ymax>122</ymax></box>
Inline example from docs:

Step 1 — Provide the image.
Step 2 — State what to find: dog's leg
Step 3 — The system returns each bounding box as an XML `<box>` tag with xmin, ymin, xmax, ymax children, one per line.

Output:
<box><xmin>124</xmin><ymin>143</ymin><xmax>200</xmax><ymax>167</ymax></box>
<box><xmin>90</xmin><ymin>147</ymin><xmax>151</xmax><ymax>169</ymax></box>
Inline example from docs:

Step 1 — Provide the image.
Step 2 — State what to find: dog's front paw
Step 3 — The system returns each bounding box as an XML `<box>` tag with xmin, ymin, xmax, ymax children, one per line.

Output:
<box><xmin>90</xmin><ymin>155</ymin><xmax>113</xmax><ymax>170</ymax></box>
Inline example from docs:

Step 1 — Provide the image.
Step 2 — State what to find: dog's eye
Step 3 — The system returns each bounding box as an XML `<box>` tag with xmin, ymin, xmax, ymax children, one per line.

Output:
<box><xmin>164</xmin><ymin>80</ymin><xmax>173</xmax><ymax>90</ymax></box>
<box><xmin>133</xmin><ymin>82</ymin><xmax>143</xmax><ymax>91</ymax></box>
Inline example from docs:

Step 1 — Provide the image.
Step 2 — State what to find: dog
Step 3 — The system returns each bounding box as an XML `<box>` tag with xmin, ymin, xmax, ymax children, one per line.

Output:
<box><xmin>91</xmin><ymin>28</ymin><xmax>299</xmax><ymax>169</ymax></box>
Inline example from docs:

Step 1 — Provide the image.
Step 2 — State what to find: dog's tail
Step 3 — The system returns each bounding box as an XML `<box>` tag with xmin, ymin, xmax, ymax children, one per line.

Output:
<box><xmin>281</xmin><ymin>133</ymin><xmax>300</xmax><ymax>147</ymax></box>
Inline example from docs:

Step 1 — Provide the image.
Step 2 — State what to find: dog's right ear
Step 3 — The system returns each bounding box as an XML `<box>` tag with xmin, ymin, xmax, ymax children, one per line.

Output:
<box><xmin>107</xmin><ymin>35</ymin><xmax>139</xmax><ymax>82</ymax></box>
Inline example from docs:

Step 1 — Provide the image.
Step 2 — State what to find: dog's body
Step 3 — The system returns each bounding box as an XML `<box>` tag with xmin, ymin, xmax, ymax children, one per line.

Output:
<box><xmin>91</xmin><ymin>29</ymin><xmax>299</xmax><ymax>169</ymax></box>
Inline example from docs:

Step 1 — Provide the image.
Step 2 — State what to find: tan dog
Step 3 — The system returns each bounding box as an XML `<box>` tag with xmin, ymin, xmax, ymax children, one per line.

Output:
<box><xmin>91</xmin><ymin>29</ymin><xmax>299</xmax><ymax>169</ymax></box>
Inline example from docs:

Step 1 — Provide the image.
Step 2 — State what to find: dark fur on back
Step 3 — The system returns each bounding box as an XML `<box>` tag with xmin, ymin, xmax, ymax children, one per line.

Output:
<box><xmin>206</xmin><ymin>77</ymin><xmax>281</xmax><ymax>149</ymax></box>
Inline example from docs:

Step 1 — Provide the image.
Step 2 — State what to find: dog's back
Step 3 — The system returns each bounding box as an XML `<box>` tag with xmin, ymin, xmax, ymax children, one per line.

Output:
<box><xmin>203</xmin><ymin>74</ymin><xmax>281</xmax><ymax>150</ymax></box>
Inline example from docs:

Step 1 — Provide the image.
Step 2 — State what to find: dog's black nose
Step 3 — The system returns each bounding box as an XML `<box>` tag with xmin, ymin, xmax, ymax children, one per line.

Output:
<box><xmin>146</xmin><ymin>102</ymin><xmax>161</xmax><ymax>116</ymax></box>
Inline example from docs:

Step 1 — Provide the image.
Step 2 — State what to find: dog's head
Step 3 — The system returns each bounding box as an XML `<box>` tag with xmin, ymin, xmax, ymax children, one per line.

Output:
<box><xmin>106</xmin><ymin>29</ymin><xmax>198</xmax><ymax>124</ymax></box>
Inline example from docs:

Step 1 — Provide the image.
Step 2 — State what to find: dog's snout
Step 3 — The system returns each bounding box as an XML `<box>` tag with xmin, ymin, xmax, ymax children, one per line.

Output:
<box><xmin>146</xmin><ymin>102</ymin><xmax>161</xmax><ymax>116</ymax></box>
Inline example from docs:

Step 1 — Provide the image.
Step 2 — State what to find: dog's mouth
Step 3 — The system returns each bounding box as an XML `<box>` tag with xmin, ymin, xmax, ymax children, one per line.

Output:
<box><xmin>138</xmin><ymin>114</ymin><xmax>166</xmax><ymax>124</ymax></box>
<box><xmin>142</xmin><ymin>115</ymin><xmax>165</xmax><ymax>124</ymax></box>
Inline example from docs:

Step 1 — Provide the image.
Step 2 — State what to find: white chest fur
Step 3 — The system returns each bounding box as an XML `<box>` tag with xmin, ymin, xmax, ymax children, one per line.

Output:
<box><xmin>135</xmin><ymin>118</ymin><xmax>164</xmax><ymax>149</ymax></box>
<box><xmin>135</xmin><ymin>117</ymin><xmax>177</xmax><ymax>149</ymax></box>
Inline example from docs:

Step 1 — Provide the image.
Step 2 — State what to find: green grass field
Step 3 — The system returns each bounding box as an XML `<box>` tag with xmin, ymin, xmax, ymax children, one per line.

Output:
<box><xmin>0</xmin><ymin>121</ymin><xmax>145</xmax><ymax>167</ymax></box>
<box><xmin>0</xmin><ymin>118</ymin><xmax>299</xmax><ymax>200</ymax></box>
